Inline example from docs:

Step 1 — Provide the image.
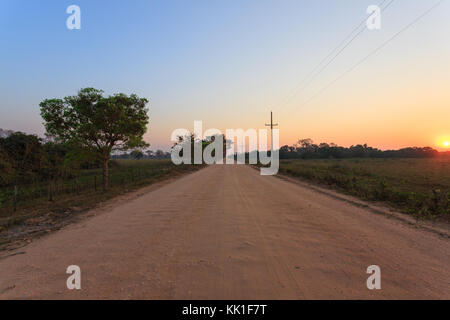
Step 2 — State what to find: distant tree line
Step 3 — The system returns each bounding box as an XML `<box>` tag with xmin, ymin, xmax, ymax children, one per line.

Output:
<box><xmin>279</xmin><ymin>139</ymin><xmax>447</xmax><ymax>159</ymax></box>
<box><xmin>111</xmin><ymin>149</ymin><xmax>171</xmax><ymax>160</ymax></box>
<box><xmin>2</xmin><ymin>131</ymin><xmax>447</xmax><ymax>188</ymax></box>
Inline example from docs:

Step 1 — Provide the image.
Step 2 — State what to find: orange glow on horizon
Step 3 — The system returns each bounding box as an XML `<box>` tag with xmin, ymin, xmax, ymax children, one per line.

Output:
<box><xmin>434</xmin><ymin>136</ymin><xmax>450</xmax><ymax>150</ymax></box>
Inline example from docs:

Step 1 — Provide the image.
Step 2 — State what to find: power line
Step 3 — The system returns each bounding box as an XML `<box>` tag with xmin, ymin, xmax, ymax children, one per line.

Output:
<box><xmin>293</xmin><ymin>0</ymin><xmax>444</xmax><ymax>110</ymax></box>
<box><xmin>278</xmin><ymin>0</ymin><xmax>394</xmax><ymax>112</ymax></box>
<box><xmin>295</xmin><ymin>0</ymin><xmax>395</xmax><ymax>95</ymax></box>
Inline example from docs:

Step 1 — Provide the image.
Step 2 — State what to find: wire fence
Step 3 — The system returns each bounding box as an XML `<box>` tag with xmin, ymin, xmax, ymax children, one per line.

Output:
<box><xmin>0</xmin><ymin>161</ymin><xmax>179</xmax><ymax>221</ymax></box>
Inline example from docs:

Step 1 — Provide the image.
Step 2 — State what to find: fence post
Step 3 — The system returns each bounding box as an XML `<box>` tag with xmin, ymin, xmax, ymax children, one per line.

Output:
<box><xmin>13</xmin><ymin>185</ymin><xmax>17</xmax><ymax>213</ymax></box>
<box><xmin>49</xmin><ymin>182</ymin><xmax>53</xmax><ymax>201</ymax></box>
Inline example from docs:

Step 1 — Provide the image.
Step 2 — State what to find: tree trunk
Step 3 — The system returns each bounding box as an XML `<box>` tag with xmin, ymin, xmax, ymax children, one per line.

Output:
<box><xmin>103</xmin><ymin>157</ymin><xmax>109</xmax><ymax>190</ymax></box>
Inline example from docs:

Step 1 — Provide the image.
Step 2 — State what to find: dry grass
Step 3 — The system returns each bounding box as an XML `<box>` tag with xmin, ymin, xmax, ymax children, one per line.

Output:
<box><xmin>279</xmin><ymin>158</ymin><xmax>450</xmax><ymax>220</ymax></box>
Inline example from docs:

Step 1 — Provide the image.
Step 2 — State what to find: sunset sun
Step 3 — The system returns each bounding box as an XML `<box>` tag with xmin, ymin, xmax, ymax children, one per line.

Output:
<box><xmin>436</xmin><ymin>136</ymin><xmax>450</xmax><ymax>149</ymax></box>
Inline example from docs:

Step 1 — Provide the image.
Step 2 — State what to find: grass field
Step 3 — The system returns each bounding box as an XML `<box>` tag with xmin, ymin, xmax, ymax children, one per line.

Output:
<box><xmin>0</xmin><ymin>159</ymin><xmax>201</xmax><ymax>228</ymax></box>
<box><xmin>279</xmin><ymin>158</ymin><xmax>450</xmax><ymax>220</ymax></box>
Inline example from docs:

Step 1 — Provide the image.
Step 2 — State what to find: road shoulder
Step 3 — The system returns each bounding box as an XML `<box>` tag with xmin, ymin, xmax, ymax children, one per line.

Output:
<box><xmin>252</xmin><ymin>166</ymin><xmax>450</xmax><ymax>239</ymax></box>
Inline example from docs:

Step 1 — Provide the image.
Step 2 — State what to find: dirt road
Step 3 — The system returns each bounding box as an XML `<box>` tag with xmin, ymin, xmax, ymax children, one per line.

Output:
<box><xmin>0</xmin><ymin>165</ymin><xmax>448</xmax><ymax>299</ymax></box>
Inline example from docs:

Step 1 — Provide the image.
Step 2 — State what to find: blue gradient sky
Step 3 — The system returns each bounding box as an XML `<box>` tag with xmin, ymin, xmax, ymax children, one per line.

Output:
<box><xmin>1</xmin><ymin>0</ymin><xmax>449</xmax><ymax>150</ymax></box>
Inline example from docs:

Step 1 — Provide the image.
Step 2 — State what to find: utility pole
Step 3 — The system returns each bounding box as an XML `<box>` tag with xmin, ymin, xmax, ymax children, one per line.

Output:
<box><xmin>265</xmin><ymin>111</ymin><xmax>278</xmax><ymax>155</ymax></box>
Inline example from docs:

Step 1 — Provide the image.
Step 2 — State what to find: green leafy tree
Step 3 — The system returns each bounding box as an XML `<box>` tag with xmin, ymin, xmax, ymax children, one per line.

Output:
<box><xmin>130</xmin><ymin>149</ymin><xmax>144</xmax><ymax>160</ymax></box>
<box><xmin>40</xmin><ymin>88</ymin><xmax>149</xmax><ymax>189</ymax></box>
